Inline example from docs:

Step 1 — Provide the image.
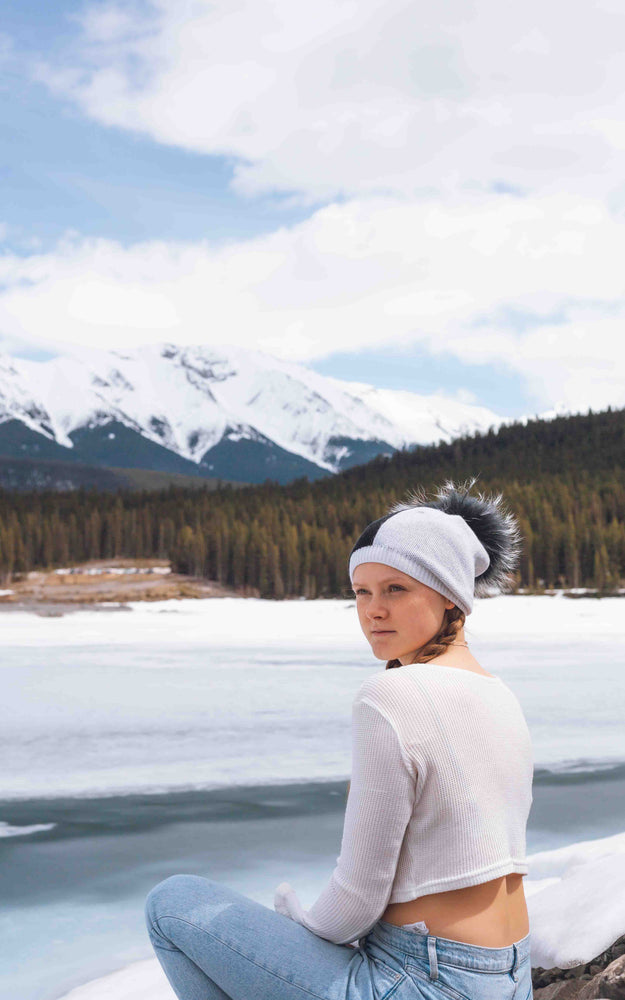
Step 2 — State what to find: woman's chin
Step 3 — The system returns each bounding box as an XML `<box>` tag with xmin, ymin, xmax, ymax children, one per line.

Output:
<box><xmin>366</xmin><ymin>634</ymin><xmax>416</xmax><ymax>662</ymax></box>
<box><xmin>370</xmin><ymin>645</ymin><xmax>416</xmax><ymax>663</ymax></box>
<box><xmin>370</xmin><ymin>644</ymin><xmax>402</xmax><ymax>661</ymax></box>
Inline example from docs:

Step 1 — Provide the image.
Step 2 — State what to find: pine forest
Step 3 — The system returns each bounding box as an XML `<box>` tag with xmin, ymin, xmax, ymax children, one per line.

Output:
<box><xmin>0</xmin><ymin>405</ymin><xmax>623</xmax><ymax>598</ymax></box>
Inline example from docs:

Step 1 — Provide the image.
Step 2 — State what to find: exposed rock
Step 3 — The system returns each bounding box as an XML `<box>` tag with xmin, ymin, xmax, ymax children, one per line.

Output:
<box><xmin>533</xmin><ymin>934</ymin><xmax>625</xmax><ymax>999</ymax></box>
<box><xmin>534</xmin><ymin>982</ymin><xmax>589</xmax><ymax>999</ymax></box>
<box><xmin>578</xmin><ymin>954</ymin><xmax>625</xmax><ymax>998</ymax></box>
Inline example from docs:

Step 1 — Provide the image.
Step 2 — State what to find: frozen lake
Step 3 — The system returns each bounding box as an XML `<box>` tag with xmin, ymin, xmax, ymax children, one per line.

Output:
<box><xmin>1</xmin><ymin>593</ymin><xmax>624</xmax><ymax>1000</ymax></box>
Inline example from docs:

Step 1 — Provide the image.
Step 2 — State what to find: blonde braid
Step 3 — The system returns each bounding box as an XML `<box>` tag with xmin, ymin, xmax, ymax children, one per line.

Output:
<box><xmin>385</xmin><ymin>605</ymin><xmax>466</xmax><ymax>670</ymax></box>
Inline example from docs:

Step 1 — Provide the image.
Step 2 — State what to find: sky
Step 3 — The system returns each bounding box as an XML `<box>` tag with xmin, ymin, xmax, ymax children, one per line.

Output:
<box><xmin>1</xmin><ymin>0</ymin><xmax>625</xmax><ymax>419</ymax></box>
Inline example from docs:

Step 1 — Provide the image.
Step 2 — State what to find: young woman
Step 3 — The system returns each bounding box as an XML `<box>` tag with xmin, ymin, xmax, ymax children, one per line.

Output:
<box><xmin>145</xmin><ymin>478</ymin><xmax>534</xmax><ymax>1000</ymax></box>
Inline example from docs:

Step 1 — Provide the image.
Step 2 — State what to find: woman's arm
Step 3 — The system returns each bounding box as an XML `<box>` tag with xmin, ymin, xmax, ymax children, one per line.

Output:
<box><xmin>275</xmin><ymin>696</ymin><xmax>416</xmax><ymax>945</ymax></box>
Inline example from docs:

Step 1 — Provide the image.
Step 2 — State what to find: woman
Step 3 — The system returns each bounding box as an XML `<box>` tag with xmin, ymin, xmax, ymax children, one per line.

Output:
<box><xmin>145</xmin><ymin>478</ymin><xmax>534</xmax><ymax>1000</ymax></box>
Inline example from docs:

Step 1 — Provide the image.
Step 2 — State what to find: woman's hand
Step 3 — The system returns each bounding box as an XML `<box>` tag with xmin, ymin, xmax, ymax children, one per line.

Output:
<box><xmin>274</xmin><ymin>882</ymin><xmax>359</xmax><ymax>948</ymax></box>
<box><xmin>274</xmin><ymin>882</ymin><xmax>306</xmax><ymax>922</ymax></box>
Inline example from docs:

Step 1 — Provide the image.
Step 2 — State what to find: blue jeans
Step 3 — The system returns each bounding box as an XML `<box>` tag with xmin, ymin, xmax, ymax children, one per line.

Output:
<box><xmin>145</xmin><ymin>874</ymin><xmax>533</xmax><ymax>1000</ymax></box>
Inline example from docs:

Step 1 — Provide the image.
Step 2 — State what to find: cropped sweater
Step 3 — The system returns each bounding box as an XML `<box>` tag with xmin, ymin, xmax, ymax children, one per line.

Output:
<box><xmin>274</xmin><ymin>662</ymin><xmax>534</xmax><ymax>946</ymax></box>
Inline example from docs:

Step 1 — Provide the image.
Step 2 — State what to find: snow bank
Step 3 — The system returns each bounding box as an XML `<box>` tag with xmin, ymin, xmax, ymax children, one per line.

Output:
<box><xmin>57</xmin><ymin>831</ymin><xmax>625</xmax><ymax>998</ymax></box>
<box><xmin>51</xmin><ymin>959</ymin><xmax>164</xmax><ymax>1000</ymax></box>
<box><xmin>524</xmin><ymin>830</ymin><xmax>625</xmax><ymax>969</ymax></box>
<box><xmin>1</xmin><ymin>591</ymin><xmax>624</xmax><ymax>649</ymax></box>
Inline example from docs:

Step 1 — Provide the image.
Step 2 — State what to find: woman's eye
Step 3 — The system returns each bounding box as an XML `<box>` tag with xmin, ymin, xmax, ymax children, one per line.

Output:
<box><xmin>353</xmin><ymin>586</ymin><xmax>403</xmax><ymax>595</ymax></box>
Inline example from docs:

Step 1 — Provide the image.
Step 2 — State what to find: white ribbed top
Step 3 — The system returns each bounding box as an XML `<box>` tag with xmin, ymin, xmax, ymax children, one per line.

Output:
<box><xmin>292</xmin><ymin>663</ymin><xmax>534</xmax><ymax>945</ymax></box>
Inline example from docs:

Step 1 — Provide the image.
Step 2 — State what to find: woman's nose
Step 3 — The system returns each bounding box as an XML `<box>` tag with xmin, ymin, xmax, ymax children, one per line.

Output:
<box><xmin>366</xmin><ymin>597</ymin><xmax>387</xmax><ymax>619</ymax></box>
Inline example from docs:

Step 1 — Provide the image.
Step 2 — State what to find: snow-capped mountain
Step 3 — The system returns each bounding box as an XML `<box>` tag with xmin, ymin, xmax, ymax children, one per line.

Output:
<box><xmin>0</xmin><ymin>343</ymin><xmax>506</xmax><ymax>485</ymax></box>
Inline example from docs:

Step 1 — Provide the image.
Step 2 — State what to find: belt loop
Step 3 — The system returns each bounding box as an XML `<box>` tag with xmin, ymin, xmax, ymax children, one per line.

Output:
<box><xmin>511</xmin><ymin>943</ymin><xmax>519</xmax><ymax>983</ymax></box>
<box><xmin>427</xmin><ymin>936</ymin><xmax>438</xmax><ymax>980</ymax></box>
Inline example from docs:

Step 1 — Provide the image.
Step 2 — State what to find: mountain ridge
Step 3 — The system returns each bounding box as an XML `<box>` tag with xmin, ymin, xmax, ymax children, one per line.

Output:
<box><xmin>0</xmin><ymin>341</ymin><xmax>533</xmax><ymax>484</ymax></box>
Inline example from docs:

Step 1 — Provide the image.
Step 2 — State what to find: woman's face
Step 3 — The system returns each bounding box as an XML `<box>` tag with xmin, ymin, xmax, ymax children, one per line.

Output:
<box><xmin>351</xmin><ymin>562</ymin><xmax>455</xmax><ymax>665</ymax></box>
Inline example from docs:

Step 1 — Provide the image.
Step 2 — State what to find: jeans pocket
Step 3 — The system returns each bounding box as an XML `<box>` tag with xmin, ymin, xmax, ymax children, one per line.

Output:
<box><xmin>405</xmin><ymin>961</ymin><xmax>471</xmax><ymax>1000</ymax></box>
<box><xmin>368</xmin><ymin>954</ymin><xmax>408</xmax><ymax>1000</ymax></box>
<box><xmin>405</xmin><ymin>958</ymin><xmax>522</xmax><ymax>1000</ymax></box>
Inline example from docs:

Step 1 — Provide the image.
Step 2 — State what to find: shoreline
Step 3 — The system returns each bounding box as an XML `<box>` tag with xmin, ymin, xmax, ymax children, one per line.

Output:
<box><xmin>0</xmin><ymin>558</ymin><xmax>623</xmax><ymax>614</ymax></box>
<box><xmin>0</xmin><ymin>778</ymin><xmax>350</xmax><ymax>837</ymax></box>
<box><xmin>3</xmin><ymin>754</ymin><xmax>625</xmax><ymax>801</ymax></box>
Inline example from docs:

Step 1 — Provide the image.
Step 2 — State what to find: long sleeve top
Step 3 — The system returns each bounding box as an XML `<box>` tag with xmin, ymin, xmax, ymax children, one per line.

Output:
<box><xmin>274</xmin><ymin>662</ymin><xmax>534</xmax><ymax>945</ymax></box>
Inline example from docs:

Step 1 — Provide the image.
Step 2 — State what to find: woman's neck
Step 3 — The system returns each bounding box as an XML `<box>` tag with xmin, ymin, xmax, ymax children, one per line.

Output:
<box><xmin>399</xmin><ymin>628</ymin><xmax>481</xmax><ymax>669</ymax></box>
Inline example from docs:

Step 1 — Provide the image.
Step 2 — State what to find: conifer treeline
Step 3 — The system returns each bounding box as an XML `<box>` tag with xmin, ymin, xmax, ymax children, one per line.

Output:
<box><xmin>0</xmin><ymin>406</ymin><xmax>623</xmax><ymax>597</ymax></box>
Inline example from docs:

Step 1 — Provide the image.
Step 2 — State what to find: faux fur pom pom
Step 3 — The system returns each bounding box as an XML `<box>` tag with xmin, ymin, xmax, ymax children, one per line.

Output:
<box><xmin>386</xmin><ymin>476</ymin><xmax>523</xmax><ymax>596</ymax></box>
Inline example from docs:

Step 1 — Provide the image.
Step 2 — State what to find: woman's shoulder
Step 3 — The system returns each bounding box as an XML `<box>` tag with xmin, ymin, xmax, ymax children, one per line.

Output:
<box><xmin>354</xmin><ymin>664</ymin><xmax>422</xmax><ymax>705</ymax></box>
<box><xmin>355</xmin><ymin>662</ymin><xmax>502</xmax><ymax>708</ymax></box>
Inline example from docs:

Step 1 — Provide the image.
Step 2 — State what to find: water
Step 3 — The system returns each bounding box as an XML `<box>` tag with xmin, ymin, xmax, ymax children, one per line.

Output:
<box><xmin>1</xmin><ymin>595</ymin><xmax>624</xmax><ymax>1000</ymax></box>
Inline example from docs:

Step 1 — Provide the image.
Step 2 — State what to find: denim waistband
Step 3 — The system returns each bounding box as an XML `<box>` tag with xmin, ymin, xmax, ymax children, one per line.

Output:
<box><xmin>369</xmin><ymin>920</ymin><xmax>531</xmax><ymax>974</ymax></box>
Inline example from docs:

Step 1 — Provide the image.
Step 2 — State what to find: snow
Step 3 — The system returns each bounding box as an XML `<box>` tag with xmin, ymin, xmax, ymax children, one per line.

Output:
<box><xmin>0</xmin><ymin>341</ymin><xmax>507</xmax><ymax>473</ymax></box>
<box><xmin>328</xmin><ymin>377</ymin><xmax>502</xmax><ymax>445</ymax></box>
<box><xmin>526</xmin><ymin>831</ymin><xmax>625</xmax><ymax>968</ymax></box>
<box><xmin>52</xmin><ymin>565</ymin><xmax>171</xmax><ymax>576</ymax></box>
<box><xmin>468</xmin><ymin>592</ymin><xmax>625</xmax><ymax>638</ymax></box>
<box><xmin>0</xmin><ymin>592</ymin><xmax>363</xmax><ymax>650</ymax></box>
<box><xmin>55</xmin><ymin>832</ymin><xmax>625</xmax><ymax>997</ymax></box>
<box><xmin>0</xmin><ymin>820</ymin><xmax>56</xmax><ymax>837</ymax></box>
<box><xmin>54</xmin><ymin>960</ymin><xmax>164</xmax><ymax>1000</ymax></box>
<box><xmin>1</xmin><ymin>590</ymin><xmax>623</xmax><ymax>647</ymax></box>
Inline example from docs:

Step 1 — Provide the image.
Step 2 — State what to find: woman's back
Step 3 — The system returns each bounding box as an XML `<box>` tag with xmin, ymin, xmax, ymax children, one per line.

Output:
<box><xmin>360</xmin><ymin>665</ymin><xmax>532</xmax><ymax>896</ymax></box>
<box><xmin>289</xmin><ymin>658</ymin><xmax>533</xmax><ymax>948</ymax></box>
<box><xmin>382</xmin><ymin>664</ymin><xmax>533</xmax><ymax>948</ymax></box>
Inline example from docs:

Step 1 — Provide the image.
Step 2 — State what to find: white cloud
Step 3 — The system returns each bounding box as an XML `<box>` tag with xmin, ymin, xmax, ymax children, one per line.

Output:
<box><xmin>9</xmin><ymin>2</ymin><xmax>625</xmax><ymax>413</ymax></box>
<box><xmin>0</xmin><ymin>190</ymin><xmax>623</xmax><ymax>412</ymax></box>
<box><xmin>34</xmin><ymin>0</ymin><xmax>625</xmax><ymax>202</ymax></box>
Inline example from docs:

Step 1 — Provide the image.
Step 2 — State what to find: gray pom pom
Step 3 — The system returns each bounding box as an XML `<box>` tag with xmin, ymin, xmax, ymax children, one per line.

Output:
<box><xmin>386</xmin><ymin>476</ymin><xmax>523</xmax><ymax>596</ymax></box>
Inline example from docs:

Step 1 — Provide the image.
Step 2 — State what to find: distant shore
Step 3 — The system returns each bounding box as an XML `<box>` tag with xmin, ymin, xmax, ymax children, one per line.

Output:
<box><xmin>0</xmin><ymin>559</ymin><xmax>623</xmax><ymax>616</ymax></box>
<box><xmin>0</xmin><ymin>557</ymin><xmax>244</xmax><ymax>613</ymax></box>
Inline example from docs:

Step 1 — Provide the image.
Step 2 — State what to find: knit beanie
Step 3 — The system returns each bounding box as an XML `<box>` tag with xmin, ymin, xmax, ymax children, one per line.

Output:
<box><xmin>348</xmin><ymin>479</ymin><xmax>522</xmax><ymax>616</ymax></box>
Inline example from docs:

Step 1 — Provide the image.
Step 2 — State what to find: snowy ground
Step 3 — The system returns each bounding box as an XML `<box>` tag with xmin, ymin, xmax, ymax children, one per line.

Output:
<box><xmin>55</xmin><ymin>830</ymin><xmax>625</xmax><ymax>998</ymax></box>
<box><xmin>2</xmin><ymin>590</ymin><xmax>625</xmax><ymax>648</ymax></box>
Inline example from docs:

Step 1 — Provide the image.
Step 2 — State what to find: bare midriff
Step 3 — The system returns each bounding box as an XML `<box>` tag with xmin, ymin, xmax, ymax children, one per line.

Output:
<box><xmin>381</xmin><ymin>873</ymin><xmax>530</xmax><ymax>948</ymax></box>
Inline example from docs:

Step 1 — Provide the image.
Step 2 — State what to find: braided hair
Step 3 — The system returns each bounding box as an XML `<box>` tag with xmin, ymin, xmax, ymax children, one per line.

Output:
<box><xmin>385</xmin><ymin>604</ymin><xmax>465</xmax><ymax>670</ymax></box>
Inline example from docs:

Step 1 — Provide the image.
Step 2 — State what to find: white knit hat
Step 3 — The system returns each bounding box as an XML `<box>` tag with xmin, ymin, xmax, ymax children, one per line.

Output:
<box><xmin>348</xmin><ymin>479</ymin><xmax>522</xmax><ymax>615</ymax></box>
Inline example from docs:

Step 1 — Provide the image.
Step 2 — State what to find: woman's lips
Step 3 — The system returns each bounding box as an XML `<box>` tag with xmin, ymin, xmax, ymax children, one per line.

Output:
<box><xmin>371</xmin><ymin>630</ymin><xmax>395</xmax><ymax>635</ymax></box>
